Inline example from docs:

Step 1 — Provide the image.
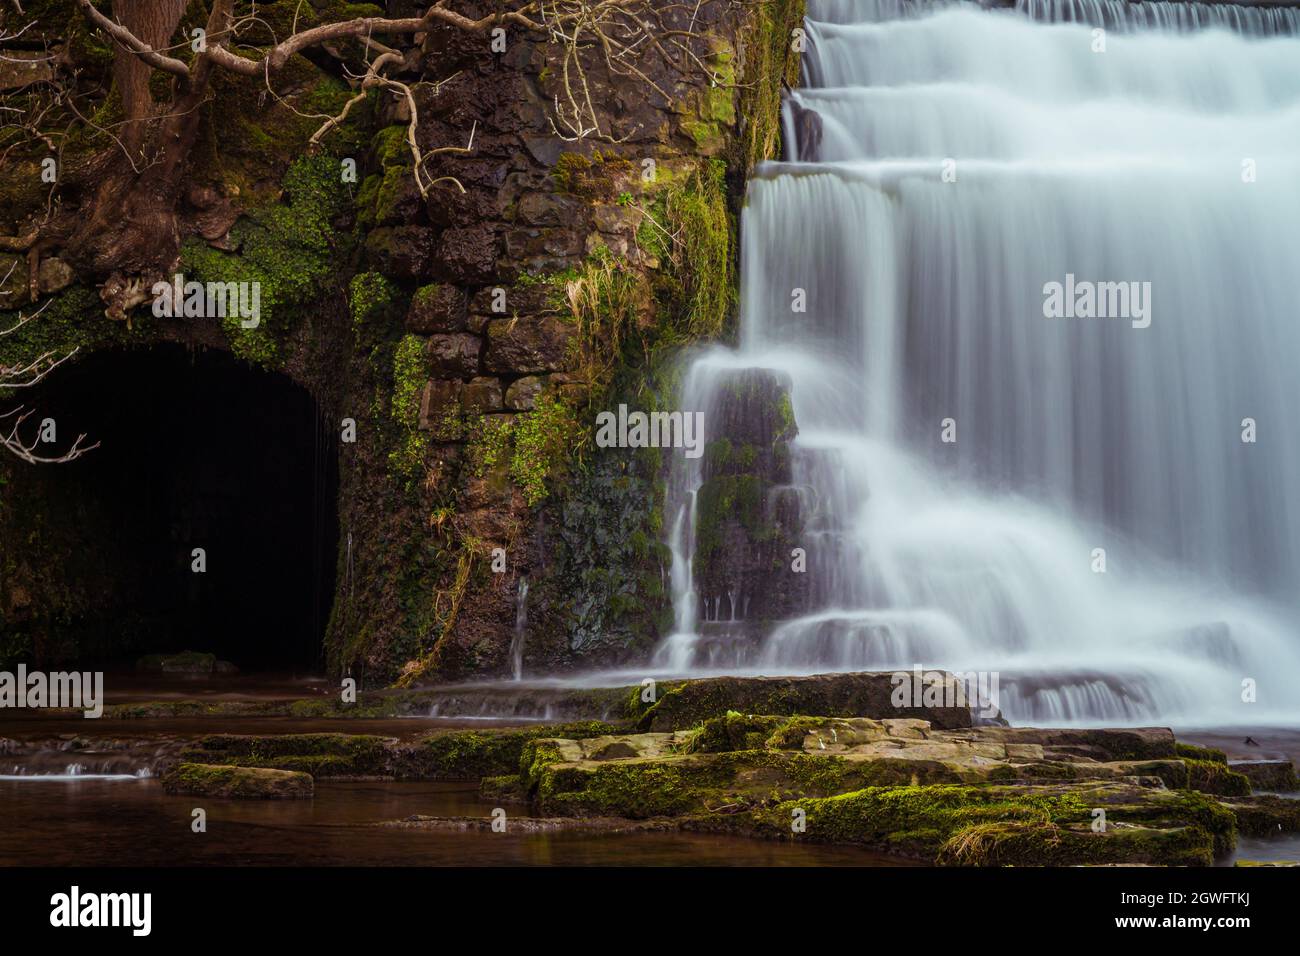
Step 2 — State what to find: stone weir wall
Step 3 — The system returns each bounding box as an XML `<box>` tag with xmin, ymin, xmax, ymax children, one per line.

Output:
<box><xmin>0</xmin><ymin>1</ymin><xmax>805</xmax><ymax>684</ymax></box>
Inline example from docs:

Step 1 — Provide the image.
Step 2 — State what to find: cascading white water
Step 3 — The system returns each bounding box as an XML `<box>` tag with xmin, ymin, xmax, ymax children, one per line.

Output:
<box><xmin>656</xmin><ymin>0</ymin><xmax>1300</xmax><ymax>725</ymax></box>
<box><xmin>510</xmin><ymin>577</ymin><xmax>529</xmax><ymax>682</ymax></box>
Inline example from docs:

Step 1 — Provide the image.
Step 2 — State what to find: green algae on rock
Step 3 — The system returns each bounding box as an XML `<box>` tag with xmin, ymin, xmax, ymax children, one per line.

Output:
<box><xmin>179</xmin><ymin>733</ymin><xmax>394</xmax><ymax>778</ymax></box>
<box><xmin>161</xmin><ymin>762</ymin><xmax>314</xmax><ymax>800</ymax></box>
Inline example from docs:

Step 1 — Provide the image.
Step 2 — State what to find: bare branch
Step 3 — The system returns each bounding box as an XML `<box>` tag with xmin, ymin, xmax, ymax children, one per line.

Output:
<box><xmin>1</xmin><ymin>264</ymin><xmax>96</xmax><ymax>464</ymax></box>
<box><xmin>0</xmin><ymin>406</ymin><xmax>98</xmax><ymax>464</ymax></box>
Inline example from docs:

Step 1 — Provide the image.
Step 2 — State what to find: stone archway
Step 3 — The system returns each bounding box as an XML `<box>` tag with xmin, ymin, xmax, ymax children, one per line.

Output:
<box><xmin>0</xmin><ymin>344</ymin><xmax>339</xmax><ymax>673</ymax></box>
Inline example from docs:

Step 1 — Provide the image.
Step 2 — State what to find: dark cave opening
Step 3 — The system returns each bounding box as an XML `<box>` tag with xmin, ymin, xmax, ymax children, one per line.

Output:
<box><xmin>15</xmin><ymin>344</ymin><xmax>339</xmax><ymax>672</ymax></box>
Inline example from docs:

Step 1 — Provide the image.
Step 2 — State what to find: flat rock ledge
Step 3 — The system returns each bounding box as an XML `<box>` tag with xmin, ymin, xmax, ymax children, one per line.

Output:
<box><xmin>161</xmin><ymin>762</ymin><xmax>313</xmax><ymax>799</ymax></box>
<box><xmin>96</xmin><ymin>671</ymin><xmax>995</xmax><ymax>728</ymax></box>
<box><xmin>492</xmin><ymin>717</ymin><xmax>1292</xmax><ymax>866</ymax></box>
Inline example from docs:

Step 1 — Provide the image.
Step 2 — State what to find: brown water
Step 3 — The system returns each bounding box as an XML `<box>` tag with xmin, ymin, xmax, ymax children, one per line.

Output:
<box><xmin>0</xmin><ymin>777</ymin><xmax>905</xmax><ymax>867</ymax></box>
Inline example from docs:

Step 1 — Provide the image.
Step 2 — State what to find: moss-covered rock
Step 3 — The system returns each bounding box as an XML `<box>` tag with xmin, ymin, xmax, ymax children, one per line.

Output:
<box><xmin>1221</xmin><ymin>795</ymin><xmax>1300</xmax><ymax>836</ymax></box>
<box><xmin>393</xmin><ymin>721</ymin><xmax>626</xmax><ymax>780</ymax></box>
<box><xmin>1175</xmin><ymin>742</ymin><xmax>1228</xmax><ymax>763</ymax></box>
<box><xmin>635</xmin><ymin>672</ymin><xmax>983</xmax><ymax>732</ymax></box>
<box><xmin>1184</xmin><ymin>759</ymin><xmax>1252</xmax><ymax>796</ymax></box>
<box><xmin>716</xmin><ymin>781</ymin><xmax>1235</xmax><ymax>866</ymax></box>
<box><xmin>1229</xmin><ymin>760</ymin><xmax>1298</xmax><ymax>793</ymax></box>
<box><xmin>161</xmin><ymin>762</ymin><xmax>314</xmax><ymax>799</ymax></box>
<box><xmin>178</xmin><ymin>733</ymin><xmax>393</xmax><ymax>778</ymax></box>
<box><xmin>534</xmin><ymin>749</ymin><xmax>851</xmax><ymax>818</ymax></box>
<box><xmin>479</xmin><ymin>774</ymin><xmax>529</xmax><ymax>804</ymax></box>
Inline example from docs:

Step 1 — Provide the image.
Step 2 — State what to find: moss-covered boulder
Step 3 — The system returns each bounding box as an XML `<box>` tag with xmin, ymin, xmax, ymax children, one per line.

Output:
<box><xmin>634</xmin><ymin>672</ymin><xmax>984</xmax><ymax>731</ymax></box>
<box><xmin>1221</xmin><ymin>795</ymin><xmax>1300</xmax><ymax>836</ymax></box>
<box><xmin>713</xmin><ymin>781</ymin><xmax>1235</xmax><ymax>866</ymax></box>
<box><xmin>1184</xmin><ymin>759</ymin><xmax>1252</xmax><ymax>796</ymax></box>
<box><xmin>392</xmin><ymin>721</ymin><xmax>626</xmax><ymax>780</ymax></box>
<box><xmin>692</xmin><ymin>368</ymin><xmax>804</xmax><ymax>629</ymax></box>
<box><xmin>1175</xmin><ymin>742</ymin><xmax>1227</xmax><ymax>763</ymax></box>
<box><xmin>479</xmin><ymin>774</ymin><xmax>529</xmax><ymax>804</ymax></box>
<box><xmin>178</xmin><ymin>733</ymin><xmax>393</xmax><ymax>778</ymax></box>
<box><xmin>533</xmin><ymin>749</ymin><xmax>920</xmax><ymax>819</ymax></box>
<box><xmin>1229</xmin><ymin>760</ymin><xmax>1298</xmax><ymax>793</ymax></box>
<box><xmin>161</xmin><ymin>762</ymin><xmax>314</xmax><ymax>799</ymax></box>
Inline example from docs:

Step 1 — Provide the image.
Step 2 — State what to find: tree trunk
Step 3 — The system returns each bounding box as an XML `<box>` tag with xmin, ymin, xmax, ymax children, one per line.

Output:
<box><xmin>63</xmin><ymin>1</ymin><xmax>210</xmax><ymax>305</ymax></box>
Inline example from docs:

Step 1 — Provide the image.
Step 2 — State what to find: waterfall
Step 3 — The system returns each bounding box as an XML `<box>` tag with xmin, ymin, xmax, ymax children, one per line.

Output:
<box><xmin>657</xmin><ymin>0</ymin><xmax>1300</xmax><ymax>725</ymax></box>
<box><xmin>510</xmin><ymin>577</ymin><xmax>529</xmax><ymax>682</ymax></box>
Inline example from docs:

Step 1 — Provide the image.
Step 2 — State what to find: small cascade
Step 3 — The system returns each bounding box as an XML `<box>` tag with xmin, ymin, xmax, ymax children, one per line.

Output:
<box><xmin>509</xmin><ymin>577</ymin><xmax>530</xmax><ymax>682</ymax></box>
<box><xmin>0</xmin><ymin>736</ymin><xmax>184</xmax><ymax>780</ymax></box>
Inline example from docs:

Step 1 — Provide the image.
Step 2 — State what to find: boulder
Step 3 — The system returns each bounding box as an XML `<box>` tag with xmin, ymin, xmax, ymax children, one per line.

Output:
<box><xmin>178</xmin><ymin>734</ymin><xmax>393</xmax><ymax>778</ymax></box>
<box><xmin>636</xmin><ymin>672</ymin><xmax>985</xmax><ymax>732</ymax></box>
<box><xmin>1229</xmin><ymin>760</ymin><xmax>1299</xmax><ymax>792</ymax></box>
<box><xmin>161</xmin><ymin>763</ymin><xmax>313</xmax><ymax>799</ymax></box>
<box><xmin>692</xmin><ymin>368</ymin><xmax>805</xmax><ymax>628</ymax></box>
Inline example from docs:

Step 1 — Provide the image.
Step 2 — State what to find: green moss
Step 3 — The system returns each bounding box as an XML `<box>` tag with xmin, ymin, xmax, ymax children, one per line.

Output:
<box><xmin>180</xmin><ymin>155</ymin><xmax>348</xmax><ymax>366</ymax></box>
<box><xmin>161</xmin><ymin>762</ymin><xmax>314</xmax><ymax>799</ymax></box>
<box><xmin>736</xmin><ymin>782</ymin><xmax>1233</xmax><ymax>866</ymax></box>
<box><xmin>464</xmin><ymin>393</ymin><xmax>581</xmax><ymax>506</ymax></box>
<box><xmin>407</xmin><ymin>721</ymin><xmax>624</xmax><ymax>780</ymax></box>
<box><xmin>694</xmin><ymin>473</ymin><xmax>770</xmax><ymax>577</ymax></box>
<box><xmin>520</xmin><ymin>738</ymin><xmax>568</xmax><ymax>790</ymax></box>
<box><xmin>1175</xmin><ymin>742</ymin><xmax>1227</xmax><ymax>764</ymax></box>
<box><xmin>937</xmin><ymin>820</ymin><xmax>1216</xmax><ymax>867</ymax></box>
<box><xmin>777</xmin><ymin>391</ymin><xmax>795</xmax><ymax>434</ymax></box>
<box><xmin>1185</xmin><ymin>758</ymin><xmax>1252</xmax><ymax>796</ymax></box>
<box><xmin>534</xmin><ymin>747</ymin><xmax>1021</xmax><ymax>820</ymax></box>
<box><xmin>480</xmin><ymin>773</ymin><xmax>528</xmax><ymax>803</ymax></box>
<box><xmin>178</xmin><ymin>733</ymin><xmax>392</xmax><ymax>778</ymax></box>
<box><xmin>735</xmin><ymin>0</ymin><xmax>807</xmax><ymax>169</ymax></box>
<box><xmin>509</xmin><ymin>393</ymin><xmax>582</xmax><ymax>505</ymax></box>
<box><xmin>1223</xmin><ymin>795</ymin><xmax>1300</xmax><ymax>836</ymax></box>
<box><xmin>765</xmin><ymin>716</ymin><xmax>838</xmax><ymax>750</ymax></box>
<box><xmin>350</xmin><ymin>271</ymin><xmax>398</xmax><ymax>332</ymax></box>
<box><xmin>355</xmin><ymin>125</ymin><xmax>416</xmax><ymax>227</ymax></box>
<box><xmin>652</xmin><ymin>160</ymin><xmax>735</xmax><ymax>340</ymax></box>
<box><xmin>387</xmin><ymin>333</ymin><xmax>430</xmax><ymax>482</ymax></box>
<box><xmin>685</xmin><ymin>712</ymin><xmax>787</xmax><ymax>753</ymax></box>
<box><xmin>0</xmin><ymin>287</ymin><xmax>144</xmax><ymax>372</ymax></box>
<box><xmin>552</xmin><ymin>151</ymin><xmax>629</xmax><ymax>200</ymax></box>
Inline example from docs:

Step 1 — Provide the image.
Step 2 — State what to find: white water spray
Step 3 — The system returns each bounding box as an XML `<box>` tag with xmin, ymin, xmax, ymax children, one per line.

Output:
<box><xmin>510</xmin><ymin>577</ymin><xmax>530</xmax><ymax>682</ymax></box>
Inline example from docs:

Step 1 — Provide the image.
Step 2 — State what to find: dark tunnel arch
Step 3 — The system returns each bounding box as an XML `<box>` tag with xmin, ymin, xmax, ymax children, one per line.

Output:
<box><xmin>8</xmin><ymin>343</ymin><xmax>339</xmax><ymax>672</ymax></box>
